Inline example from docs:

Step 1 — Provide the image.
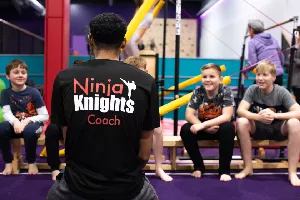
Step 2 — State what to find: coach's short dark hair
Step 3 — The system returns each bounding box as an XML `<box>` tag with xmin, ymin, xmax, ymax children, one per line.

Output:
<box><xmin>89</xmin><ymin>13</ymin><xmax>127</xmax><ymax>51</ymax></box>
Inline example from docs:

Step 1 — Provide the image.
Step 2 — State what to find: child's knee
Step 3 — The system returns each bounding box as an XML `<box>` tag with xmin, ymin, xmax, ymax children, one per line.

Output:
<box><xmin>286</xmin><ymin>118</ymin><xmax>300</xmax><ymax>129</ymax></box>
<box><xmin>180</xmin><ymin>123</ymin><xmax>193</xmax><ymax>137</ymax></box>
<box><xmin>23</xmin><ymin>124</ymin><xmax>42</xmax><ymax>138</ymax></box>
<box><xmin>236</xmin><ymin>118</ymin><xmax>250</xmax><ymax>128</ymax></box>
<box><xmin>220</xmin><ymin>122</ymin><xmax>235</xmax><ymax>130</ymax></box>
<box><xmin>219</xmin><ymin>122</ymin><xmax>235</xmax><ymax>140</ymax></box>
<box><xmin>153</xmin><ymin>127</ymin><xmax>162</xmax><ymax>135</ymax></box>
<box><xmin>0</xmin><ymin>121</ymin><xmax>12</xmax><ymax>136</ymax></box>
<box><xmin>285</xmin><ymin>119</ymin><xmax>300</xmax><ymax>135</ymax></box>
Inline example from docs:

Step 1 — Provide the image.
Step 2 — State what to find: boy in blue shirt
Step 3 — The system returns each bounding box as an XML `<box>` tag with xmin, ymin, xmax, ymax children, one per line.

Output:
<box><xmin>0</xmin><ymin>59</ymin><xmax>49</xmax><ymax>175</ymax></box>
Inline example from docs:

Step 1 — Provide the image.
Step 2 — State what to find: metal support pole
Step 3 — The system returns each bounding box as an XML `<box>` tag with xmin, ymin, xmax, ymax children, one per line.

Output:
<box><xmin>160</xmin><ymin>0</ymin><xmax>168</xmax><ymax>119</ymax></box>
<box><xmin>173</xmin><ymin>0</ymin><xmax>181</xmax><ymax>136</ymax></box>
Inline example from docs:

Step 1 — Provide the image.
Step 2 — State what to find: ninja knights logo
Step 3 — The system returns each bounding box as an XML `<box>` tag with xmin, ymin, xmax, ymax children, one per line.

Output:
<box><xmin>73</xmin><ymin>78</ymin><xmax>136</xmax><ymax>126</ymax></box>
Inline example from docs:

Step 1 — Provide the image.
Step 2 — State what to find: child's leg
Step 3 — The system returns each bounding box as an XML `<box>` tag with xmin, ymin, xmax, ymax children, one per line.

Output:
<box><xmin>0</xmin><ymin>121</ymin><xmax>15</xmax><ymax>175</ymax></box>
<box><xmin>217</xmin><ymin>122</ymin><xmax>235</xmax><ymax>181</ymax></box>
<box><xmin>45</xmin><ymin>123</ymin><xmax>63</xmax><ymax>180</ymax></box>
<box><xmin>180</xmin><ymin>123</ymin><xmax>205</xmax><ymax>178</ymax></box>
<box><xmin>23</xmin><ymin>122</ymin><xmax>43</xmax><ymax>175</ymax></box>
<box><xmin>281</xmin><ymin>118</ymin><xmax>300</xmax><ymax>186</ymax></box>
<box><xmin>153</xmin><ymin>127</ymin><xmax>172</xmax><ymax>182</ymax></box>
<box><xmin>235</xmin><ymin>118</ymin><xmax>256</xmax><ymax>179</ymax></box>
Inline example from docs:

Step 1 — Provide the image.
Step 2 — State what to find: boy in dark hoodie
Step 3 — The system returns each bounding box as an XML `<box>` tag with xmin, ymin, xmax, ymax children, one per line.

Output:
<box><xmin>243</xmin><ymin>20</ymin><xmax>284</xmax><ymax>86</ymax></box>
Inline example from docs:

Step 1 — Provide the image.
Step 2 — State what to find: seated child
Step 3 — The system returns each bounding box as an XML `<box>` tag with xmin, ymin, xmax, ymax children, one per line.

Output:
<box><xmin>235</xmin><ymin>60</ymin><xmax>300</xmax><ymax>186</ymax></box>
<box><xmin>124</xmin><ymin>56</ymin><xmax>173</xmax><ymax>182</ymax></box>
<box><xmin>180</xmin><ymin>63</ymin><xmax>235</xmax><ymax>181</ymax></box>
<box><xmin>0</xmin><ymin>59</ymin><xmax>49</xmax><ymax>175</ymax></box>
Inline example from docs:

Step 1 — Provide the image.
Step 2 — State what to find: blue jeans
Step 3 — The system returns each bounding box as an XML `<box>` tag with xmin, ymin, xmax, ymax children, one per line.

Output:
<box><xmin>0</xmin><ymin>121</ymin><xmax>43</xmax><ymax>163</ymax></box>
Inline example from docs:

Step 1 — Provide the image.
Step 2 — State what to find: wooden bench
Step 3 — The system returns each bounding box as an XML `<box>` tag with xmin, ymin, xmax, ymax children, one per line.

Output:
<box><xmin>11</xmin><ymin>135</ymin><xmax>294</xmax><ymax>173</ymax></box>
<box><xmin>162</xmin><ymin>136</ymin><xmax>293</xmax><ymax>171</ymax></box>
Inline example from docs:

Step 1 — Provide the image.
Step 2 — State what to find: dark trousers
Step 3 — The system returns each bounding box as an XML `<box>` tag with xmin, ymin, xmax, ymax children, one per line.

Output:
<box><xmin>45</xmin><ymin>123</ymin><xmax>63</xmax><ymax>171</ymax></box>
<box><xmin>292</xmin><ymin>87</ymin><xmax>300</xmax><ymax>104</ymax></box>
<box><xmin>46</xmin><ymin>174</ymin><xmax>158</xmax><ymax>200</ymax></box>
<box><xmin>0</xmin><ymin>121</ymin><xmax>42</xmax><ymax>163</ymax></box>
<box><xmin>180</xmin><ymin>122</ymin><xmax>235</xmax><ymax>175</ymax></box>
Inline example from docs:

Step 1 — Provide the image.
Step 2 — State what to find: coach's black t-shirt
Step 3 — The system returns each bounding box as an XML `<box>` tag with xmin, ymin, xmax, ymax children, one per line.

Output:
<box><xmin>51</xmin><ymin>59</ymin><xmax>160</xmax><ymax>200</ymax></box>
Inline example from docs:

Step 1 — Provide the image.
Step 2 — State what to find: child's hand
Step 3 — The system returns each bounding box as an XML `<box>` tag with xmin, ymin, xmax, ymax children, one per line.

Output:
<box><xmin>190</xmin><ymin>123</ymin><xmax>206</xmax><ymax>134</ymax></box>
<box><xmin>259</xmin><ymin>108</ymin><xmax>276</xmax><ymax>119</ymax></box>
<box><xmin>204</xmin><ymin>126</ymin><xmax>219</xmax><ymax>134</ymax></box>
<box><xmin>13</xmin><ymin>121</ymin><xmax>24</xmax><ymax>134</ymax></box>
<box><xmin>259</xmin><ymin>114</ymin><xmax>274</xmax><ymax>125</ymax></box>
<box><xmin>21</xmin><ymin>118</ymin><xmax>31</xmax><ymax>126</ymax></box>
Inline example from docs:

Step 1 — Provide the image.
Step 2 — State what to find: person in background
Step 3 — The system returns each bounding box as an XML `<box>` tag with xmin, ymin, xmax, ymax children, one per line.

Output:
<box><xmin>289</xmin><ymin>26</ymin><xmax>300</xmax><ymax>104</ymax></box>
<box><xmin>242</xmin><ymin>20</ymin><xmax>285</xmax><ymax>86</ymax></box>
<box><xmin>121</xmin><ymin>0</ymin><xmax>159</xmax><ymax>60</ymax></box>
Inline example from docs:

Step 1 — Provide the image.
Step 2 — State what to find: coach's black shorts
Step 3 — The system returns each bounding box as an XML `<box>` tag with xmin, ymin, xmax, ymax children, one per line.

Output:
<box><xmin>251</xmin><ymin>120</ymin><xmax>287</xmax><ymax>141</ymax></box>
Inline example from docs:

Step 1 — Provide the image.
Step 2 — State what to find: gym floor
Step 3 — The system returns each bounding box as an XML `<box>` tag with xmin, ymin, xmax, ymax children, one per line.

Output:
<box><xmin>0</xmin><ymin>172</ymin><xmax>299</xmax><ymax>200</ymax></box>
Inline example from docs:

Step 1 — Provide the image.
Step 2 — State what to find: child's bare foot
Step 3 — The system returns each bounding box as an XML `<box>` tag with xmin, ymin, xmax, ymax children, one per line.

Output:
<box><xmin>28</xmin><ymin>163</ymin><xmax>39</xmax><ymax>175</ymax></box>
<box><xmin>2</xmin><ymin>163</ymin><xmax>12</xmax><ymax>175</ymax></box>
<box><xmin>235</xmin><ymin>168</ymin><xmax>253</xmax><ymax>179</ymax></box>
<box><xmin>156</xmin><ymin>168</ymin><xmax>173</xmax><ymax>182</ymax></box>
<box><xmin>220</xmin><ymin>174</ymin><xmax>232</xmax><ymax>182</ymax></box>
<box><xmin>191</xmin><ymin>170</ymin><xmax>201</xmax><ymax>179</ymax></box>
<box><xmin>52</xmin><ymin>170</ymin><xmax>60</xmax><ymax>181</ymax></box>
<box><xmin>289</xmin><ymin>173</ymin><xmax>300</xmax><ymax>186</ymax></box>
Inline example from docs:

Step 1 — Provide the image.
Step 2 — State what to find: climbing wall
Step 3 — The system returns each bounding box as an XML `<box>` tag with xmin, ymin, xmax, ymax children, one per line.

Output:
<box><xmin>141</xmin><ymin>18</ymin><xmax>198</xmax><ymax>58</ymax></box>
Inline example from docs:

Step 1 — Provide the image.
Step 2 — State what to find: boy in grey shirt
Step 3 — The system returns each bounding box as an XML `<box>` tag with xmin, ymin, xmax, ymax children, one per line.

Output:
<box><xmin>235</xmin><ymin>60</ymin><xmax>300</xmax><ymax>186</ymax></box>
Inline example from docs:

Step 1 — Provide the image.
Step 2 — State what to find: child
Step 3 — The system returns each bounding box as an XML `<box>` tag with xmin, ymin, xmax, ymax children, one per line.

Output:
<box><xmin>0</xmin><ymin>59</ymin><xmax>49</xmax><ymax>175</ymax></box>
<box><xmin>121</xmin><ymin>0</ymin><xmax>159</xmax><ymax>60</ymax></box>
<box><xmin>124</xmin><ymin>56</ymin><xmax>173</xmax><ymax>182</ymax></box>
<box><xmin>235</xmin><ymin>60</ymin><xmax>300</xmax><ymax>186</ymax></box>
<box><xmin>180</xmin><ymin>63</ymin><xmax>235</xmax><ymax>181</ymax></box>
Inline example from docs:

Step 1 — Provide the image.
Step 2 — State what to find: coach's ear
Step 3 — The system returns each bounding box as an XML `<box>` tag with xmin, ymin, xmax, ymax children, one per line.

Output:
<box><xmin>120</xmin><ymin>38</ymin><xmax>127</xmax><ymax>50</ymax></box>
<box><xmin>88</xmin><ymin>35</ymin><xmax>95</xmax><ymax>48</ymax></box>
